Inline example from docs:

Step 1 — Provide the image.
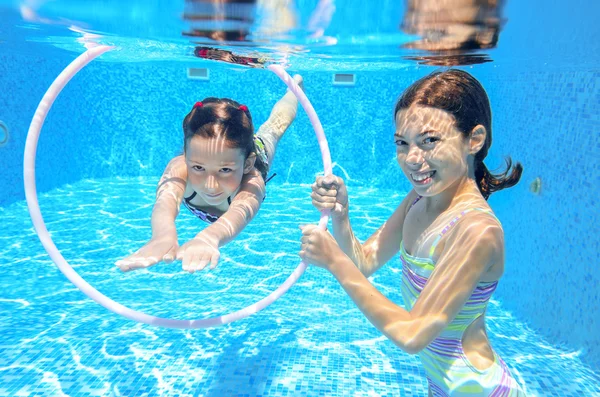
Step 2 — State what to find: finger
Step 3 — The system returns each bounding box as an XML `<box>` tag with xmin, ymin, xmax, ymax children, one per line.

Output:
<box><xmin>163</xmin><ymin>246</ymin><xmax>177</xmax><ymax>264</ymax></box>
<box><xmin>209</xmin><ymin>252</ymin><xmax>220</xmax><ymax>270</ymax></box>
<box><xmin>138</xmin><ymin>257</ymin><xmax>157</xmax><ymax>269</ymax></box>
<box><xmin>315</xmin><ymin>187</ymin><xmax>338</xmax><ymax>197</ymax></box>
<box><xmin>301</xmin><ymin>224</ymin><xmax>318</xmax><ymax>235</ymax></box>
<box><xmin>321</xmin><ymin>174</ymin><xmax>338</xmax><ymax>188</ymax></box>
<box><xmin>323</xmin><ymin>174</ymin><xmax>344</xmax><ymax>188</ymax></box>
<box><xmin>182</xmin><ymin>250</ymin><xmax>193</xmax><ymax>272</ymax></box>
<box><xmin>192</xmin><ymin>252</ymin><xmax>205</xmax><ymax>272</ymax></box>
<box><xmin>176</xmin><ymin>247</ymin><xmax>185</xmax><ymax>261</ymax></box>
<box><xmin>115</xmin><ymin>260</ymin><xmax>130</xmax><ymax>272</ymax></box>
<box><xmin>197</xmin><ymin>254</ymin><xmax>210</xmax><ymax>271</ymax></box>
<box><xmin>311</xmin><ymin>190</ymin><xmax>337</xmax><ymax>202</ymax></box>
<box><xmin>311</xmin><ymin>194</ymin><xmax>337</xmax><ymax>207</ymax></box>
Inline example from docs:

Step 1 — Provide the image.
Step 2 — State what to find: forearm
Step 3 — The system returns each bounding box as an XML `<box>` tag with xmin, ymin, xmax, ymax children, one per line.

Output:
<box><xmin>330</xmin><ymin>256</ymin><xmax>420</xmax><ymax>353</ymax></box>
<box><xmin>331</xmin><ymin>212</ymin><xmax>373</xmax><ymax>275</ymax></box>
<box><xmin>150</xmin><ymin>197</ymin><xmax>179</xmax><ymax>238</ymax></box>
<box><xmin>196</xmin><ymin>201</ymin><xmax>259</xmax><ymax>247</ymax></box>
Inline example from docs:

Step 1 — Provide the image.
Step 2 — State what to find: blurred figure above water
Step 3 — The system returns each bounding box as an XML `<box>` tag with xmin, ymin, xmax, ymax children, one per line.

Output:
<box><xmin>182</xmin><ymin>0</ymin><xmax>298</xmax><ymax>43</ymax></box>
<box><xmin>183</xmin><ymin>0</ymin><xmax>301</xmax><ymax>67</ymax></box>
<box><xmin>401</xmin><ymin>0</ymin><xmax>505</xmax><ymax>65</ymax></box>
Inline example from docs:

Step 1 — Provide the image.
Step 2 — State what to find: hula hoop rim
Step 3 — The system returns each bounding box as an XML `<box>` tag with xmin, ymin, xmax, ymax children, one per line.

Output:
<box><xmin>23</xmin><ymin>46</ymin><xmax>332</xmax><ymax>329</ymax></box>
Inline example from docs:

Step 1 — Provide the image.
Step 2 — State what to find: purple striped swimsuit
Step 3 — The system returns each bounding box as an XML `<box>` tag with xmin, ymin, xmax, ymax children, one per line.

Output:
<box><xmin>399</xmin><ymin>196</ymin><xmax>526</xmax><ymax>396</ymax></box>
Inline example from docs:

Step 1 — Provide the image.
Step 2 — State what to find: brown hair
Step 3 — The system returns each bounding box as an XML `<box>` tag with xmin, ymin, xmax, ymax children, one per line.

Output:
<box><xmin>395</xmin><ymin>69</ymin><xmax>522</xmax><ymax>199</ymax></box>
<box><xmin>183</xmin><ymin>97</ymin><xmax>268</xmax><ymax>180</ymax></box>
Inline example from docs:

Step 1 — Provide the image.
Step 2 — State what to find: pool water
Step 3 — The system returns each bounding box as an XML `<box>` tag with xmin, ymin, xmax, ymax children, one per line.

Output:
<box><xmin>1</xmin><ymin>179</ymin><xmax>599</xmax><ymax>396</ymax></box>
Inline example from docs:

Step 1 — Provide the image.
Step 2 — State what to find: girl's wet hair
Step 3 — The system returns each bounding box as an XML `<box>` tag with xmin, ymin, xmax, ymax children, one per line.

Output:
<box><xmin>394</xmin><ymin>69</ymin><xmax>522</xmax><ymax>200</ymax></box>
<box><xmin>183</xmin><ymin>97</ymin><xmax>268</xmax><ymax>180</ymax></box>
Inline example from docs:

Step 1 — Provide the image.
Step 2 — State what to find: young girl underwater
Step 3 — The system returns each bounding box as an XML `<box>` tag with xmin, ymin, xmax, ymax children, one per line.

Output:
<box><xmin>116</xmin><ymin>75</ymin><xmax>303</xmax><ymax>273</ymax></box>
<box><xmin>300</xmin><ymin>70</ymin><xmax>526</xmax><ymax>396</ymax></box>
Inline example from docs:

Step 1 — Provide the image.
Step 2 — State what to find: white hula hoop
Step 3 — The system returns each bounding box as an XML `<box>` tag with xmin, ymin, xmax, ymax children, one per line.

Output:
<box><xmin>23</xmin><ymin>46</ymin><xmax>333</xmax><ymax>328</ymax></box>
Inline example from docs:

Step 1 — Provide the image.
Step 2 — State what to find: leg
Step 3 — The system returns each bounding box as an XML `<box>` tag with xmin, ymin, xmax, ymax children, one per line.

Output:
<box><xmin>256</xmin><ymin>74</ymin><xmax>303</xmax><ymax>165</ymax></box>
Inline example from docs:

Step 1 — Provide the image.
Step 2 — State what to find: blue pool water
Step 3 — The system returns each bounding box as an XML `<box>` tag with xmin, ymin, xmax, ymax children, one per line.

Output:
<box><xmin>1</xmin><ymin>0</ymin><xmax>600</xmax><ymax>395</ymax></box>
<box><xmin>1</xmin><ymin>180</ymin><xmax>599</xmax><ymax>396</ymax></box>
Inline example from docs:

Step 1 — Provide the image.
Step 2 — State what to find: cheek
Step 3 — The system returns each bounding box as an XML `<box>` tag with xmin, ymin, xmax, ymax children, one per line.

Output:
<box><xmin>223</xmin><ymin>172</ymin><xmax>244</xmax><ymax>188</ymax></box>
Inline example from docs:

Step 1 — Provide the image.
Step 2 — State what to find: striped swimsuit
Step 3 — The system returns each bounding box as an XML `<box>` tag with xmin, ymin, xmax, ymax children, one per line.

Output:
<box><xmin>400</xmin><ymin>198</ymin><xmax>525</xmax><ymax>396</ymax></box>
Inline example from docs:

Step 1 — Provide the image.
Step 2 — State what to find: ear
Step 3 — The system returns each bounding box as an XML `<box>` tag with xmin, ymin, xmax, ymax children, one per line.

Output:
<box><xmin>243</xmin><ymin>152</ymin><xmax>257</xmax><ymax>174</ymax></box>
<box><xmin>469</xmin><ymin>125</ymin><xmax>487</xmax><ymax>155</ymax></box>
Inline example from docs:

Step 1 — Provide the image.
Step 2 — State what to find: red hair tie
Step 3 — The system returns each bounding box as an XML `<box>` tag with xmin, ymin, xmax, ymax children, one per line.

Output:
<box><xmin>193</xmin><ymin>102</ymin><xmax>203</xmax><ymax>109</ymax></box>
<box><xmin>238</xmin><ymin>105</ymin><xmax>248</xmax><ymax>112</ymax></box>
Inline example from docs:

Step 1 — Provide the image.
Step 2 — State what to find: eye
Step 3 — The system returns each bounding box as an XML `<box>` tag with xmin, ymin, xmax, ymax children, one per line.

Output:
<box><xmin>395</xmin><ymin>139</ymin><xmax>408</xmax><ymax>147</ymax></box>
<box><xmin>423</xmin><ymin>136</ymin><xmax>440</xmax><ymax>145</ymax></box>
<box><xmin>192</xmin><ymin>165</ymin><xmax>205</xmax><ymax>172</ymax></box>
<box><xmin>220</xmin><ymin>168</ymin><xmax>233</xmax><ymax>173</ymax></box>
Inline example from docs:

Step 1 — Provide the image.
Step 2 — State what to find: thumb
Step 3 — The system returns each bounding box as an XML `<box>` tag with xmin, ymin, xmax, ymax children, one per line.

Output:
<box><xmin>163</xmin><ymin>246</ymin><xmax>178</xmax><ymax>264</ymax></box>
<box><xmin>209</xmin><ymin>253</ymin><xmax>220</xmax><ymax>270</ymax></box>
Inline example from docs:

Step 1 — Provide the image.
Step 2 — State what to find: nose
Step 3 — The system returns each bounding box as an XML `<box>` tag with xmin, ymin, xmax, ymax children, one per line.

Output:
<box><xmin>204</xmin><ymin>174</ymin><xmax>219</xmax><ymax>192</ymax></box>
<box><xmin>405</xmin><ymin>145</ymin><xmax>424</xmax><ymax>169</ymax></box>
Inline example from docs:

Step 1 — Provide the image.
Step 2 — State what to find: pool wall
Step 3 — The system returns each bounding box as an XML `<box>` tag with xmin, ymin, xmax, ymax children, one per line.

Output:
<box><xmin>1</xmin><ymin>49</ymin><xmax>598</xmax><ymax>370</ymax></box>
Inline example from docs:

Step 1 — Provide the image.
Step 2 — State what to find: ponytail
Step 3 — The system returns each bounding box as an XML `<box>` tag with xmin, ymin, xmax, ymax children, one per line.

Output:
<box><xmin>475</xmin><ymin>157</ymin><xmax>523</xmax><ymax>200</ymax></box>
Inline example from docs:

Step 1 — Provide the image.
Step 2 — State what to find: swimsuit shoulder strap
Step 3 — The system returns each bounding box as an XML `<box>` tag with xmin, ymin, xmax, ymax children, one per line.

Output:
<box><xmin>408</xmin><ymin>194</ymin><xmax>422</xmax><ymax>212</ymax></box>
<box><xmin>428</xmin><ymin>208</ymin><xmax>499</xmax><ymax>260</ymax></box>
<box><xmin>184</xmin><ymin>191</ymin><xmax>197</xmax><ymax>203</ymax></box>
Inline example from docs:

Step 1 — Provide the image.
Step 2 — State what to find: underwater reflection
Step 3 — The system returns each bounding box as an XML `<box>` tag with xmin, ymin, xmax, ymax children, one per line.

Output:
<box><xmin>401</xmin><ymin>0</ymin><xmax>504</xmax><ymax>66</ymax></box>
<box><xmin>193</xmin><ymin>46</ymin><xmax>267</xmax><ymax>67</ymax></box>
<box><xmin>182</xmin><ymin>0</ymin><xmax>298</xmax><ymax>43</ymax></box>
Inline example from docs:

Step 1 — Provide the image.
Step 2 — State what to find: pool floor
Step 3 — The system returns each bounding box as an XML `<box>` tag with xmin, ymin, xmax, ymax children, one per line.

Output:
<box><xmin>0</xmin><ymin>178</ymin><xmax>598</xmax><ymax>396</ymax></box>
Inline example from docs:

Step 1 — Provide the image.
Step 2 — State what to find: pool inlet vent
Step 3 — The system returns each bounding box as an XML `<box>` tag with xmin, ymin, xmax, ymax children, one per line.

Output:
<box><xmin>0</xmin><ymin>121</ymin><xmax>8</xmax><ymax>147</ymax></box>
<box><xmin>187</xmin><ymin>67</ymin><xmax>210</xmax><ymax>81</ymax></box>
<box><xmin>332</xmin><ymin>73</ymin><xmax>355</xmax><ymax>86</ymax></box>
<box><xmin>529</xmin><ymin>177</ymin><xmax>542</xmax><ymax>195</ymax></box>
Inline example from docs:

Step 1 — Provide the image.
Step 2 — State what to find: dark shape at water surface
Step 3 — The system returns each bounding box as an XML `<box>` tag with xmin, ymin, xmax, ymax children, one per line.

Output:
<box><xmin>193</xmin><ymin>46</ymin><xmax>267</xmax><ymax>68</ymax></box>
<box><xmin>401</xmin><ymin>0</ymin><xmax>505</xmax><ymax>66</ymax></box>
<box><xmin>405</xmin><ymin>52</ymin><xmax>493</xmax><ymax>66</ymax></box>
<box><xmin>182</xmin><ymin>0</ymin><xmax>258</xmax><ymax>43</ymax></box>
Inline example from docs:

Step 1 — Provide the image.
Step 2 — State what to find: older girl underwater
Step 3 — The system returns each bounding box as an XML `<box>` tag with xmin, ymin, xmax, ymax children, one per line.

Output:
<box><xmin>300</xmin><ymin>70</ymin><xmax>526</xmax><ymax>396</ymax></box>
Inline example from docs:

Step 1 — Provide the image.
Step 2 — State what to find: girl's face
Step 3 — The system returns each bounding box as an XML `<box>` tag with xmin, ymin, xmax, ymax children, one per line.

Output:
<box><xmin>185</xmin><ymin>135</ymin><xmax>253</xmax><ymax>206</ymax></box>
<box><xmin>394</xmin><ymin>105</ymin><xmax>472</xmax><ymax>197</ymax></box>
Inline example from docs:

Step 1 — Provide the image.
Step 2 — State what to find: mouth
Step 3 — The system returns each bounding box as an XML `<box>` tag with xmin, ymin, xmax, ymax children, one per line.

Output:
<box><xmin>411</xmin><ymin>170</ymin><xmax>436</xmax><ymax>185</ymax></box>
<box><xmin>204</xmin><ymin>192</ymin><xmax>222</xmax><ymax>198</ymax></box>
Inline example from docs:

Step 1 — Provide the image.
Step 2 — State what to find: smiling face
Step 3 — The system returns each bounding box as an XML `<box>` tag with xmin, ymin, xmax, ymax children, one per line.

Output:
<box><xmin>394</xmin><ymin>105</ymin><xmax>472</xmax><ymax>197</ymax></box>
<box><xmin>185</xmin><ymin>135</ymin><xmax>253</xmax><ymax>206</ymax></box>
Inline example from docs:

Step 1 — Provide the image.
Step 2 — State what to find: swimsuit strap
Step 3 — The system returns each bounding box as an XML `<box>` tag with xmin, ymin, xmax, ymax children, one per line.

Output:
<box><xmin>409</xmin><ymin>194</ymin><xmax>422</xmax><ymax>211</ymax></box>
<box><xmin>184</xmin><ymin>191</ymin><xmax>197</xmax><ymax>203</ymax></box>
<box><xmin>265</xmin><ymin>173</ymin><xmax>277</xmax><ymax>184</ymax></box>
<box><xmin>428</xmin><ymin>208</ymin><xmax>498</xmax><ymax>260</ymax></box>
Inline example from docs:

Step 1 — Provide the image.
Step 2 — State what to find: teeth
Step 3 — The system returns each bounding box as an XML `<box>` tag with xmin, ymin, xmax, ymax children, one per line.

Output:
<box><xmin>413</xmin><ymin>171</ymin><xmax>434</xmax><ymax>182</ymax></box>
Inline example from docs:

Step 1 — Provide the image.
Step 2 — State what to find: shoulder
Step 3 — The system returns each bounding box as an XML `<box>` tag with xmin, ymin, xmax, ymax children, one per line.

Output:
<box><xmin>234</xmin><ymin>168</ymin><xmax>266</xmax><ymax>200</ymax></box>
<box><xmin>163</xmin><ymin>155</ymin><xmax>187</xmax><ymax>176</ymax></box>
<box><xmin>443</xmin><ymin>210</ymin><xmax>504</xmax><ymax>271</ymax></box>
<box><xmin>401</xmin><ymin>190</ymin><xmax>421</xmax><ymax>217</ymax></box>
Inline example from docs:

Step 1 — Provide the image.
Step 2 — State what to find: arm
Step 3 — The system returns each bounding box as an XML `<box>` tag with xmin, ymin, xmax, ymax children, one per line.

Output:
<box><xmin>152</xmin><ymin>155</ymin><xmax>187</xmax><ymax>238</ymax></box>
<box><xmin>260</xmin><ymin>74</ymin><xmax>303</xmax><ymax>135</ymax></box>
<box><xmin>301</xmin><ymin>214</ymin><xmax>503</xmax><ymax>354</ymax></box>
<box><xmin>332</xmin><ymin>189</ymin><xmax>419</xmax><ymax>277</ymax></box>
<box><xmin>115</xmin><ymin>156</ymin><xmax>186</xmax><ymax>271</ymax></box>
